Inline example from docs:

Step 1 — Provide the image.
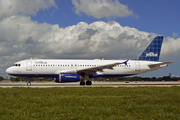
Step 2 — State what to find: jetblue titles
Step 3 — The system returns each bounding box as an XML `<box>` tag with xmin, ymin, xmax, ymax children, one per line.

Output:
<box><xmin>146</xmin><ymin>52</ymin><xmax>158</xmax><ymax>57</ymax></box>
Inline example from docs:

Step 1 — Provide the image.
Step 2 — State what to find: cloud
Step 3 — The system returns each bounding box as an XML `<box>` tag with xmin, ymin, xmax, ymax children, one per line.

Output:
<box><xmin>78</xmin><ymin>28</ymin><xmax>97</xmax><ymax>40</ymax></box>
<box><xmin>161</xmin><ymin>37</ymin><xmax>180</xmax><ymax>61</ymax></box>
<box><xmin>25</xmin><ymin>37</ymin><xmax>34</xmax><ymax>44</ymax></box>
<box><xmin>173</xmin><ymin>32</ymin><xmax>178</xmax><ymax>37</ymax></box>
<box><xmin>0</xmin><ymin>17</ymin><xmax>180</xmax><ymax>77</ymax></box>
<box><xmin>0</xmin><ymin>0</ymin><xmax>179</xmax><ymax>77</ymax></box>
<box><xmin>72</xmin><ymin>0</ymin><xmax>137</xmax><ymax>19</ymax></box>
<box><xmin>0</xmin><ymin>16</ymin><xmax>154</xmax><ymax>65</ymax></box>
<box><xmin>0</xmin><ymin>16</ymin><xmax>177</xmax><ymax>61</ymax></box>
<box><xmin>0</xmin><ymin>0</ymin><xmax>57</xmax><ymax>20</ymax></box>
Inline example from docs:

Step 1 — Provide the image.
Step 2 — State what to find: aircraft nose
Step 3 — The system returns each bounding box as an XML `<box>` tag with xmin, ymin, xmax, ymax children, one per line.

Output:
<box><xmin>6</xmin><ymin>67</ymin><xmax>12</xmax><ymax>75</ymax></box>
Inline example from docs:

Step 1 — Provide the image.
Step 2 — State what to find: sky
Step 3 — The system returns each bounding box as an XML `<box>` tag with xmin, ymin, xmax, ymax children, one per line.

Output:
<box><xmin>0</xmin><ymin>0</ymin><xmax>180</xmax><ymax>78</ymax></box>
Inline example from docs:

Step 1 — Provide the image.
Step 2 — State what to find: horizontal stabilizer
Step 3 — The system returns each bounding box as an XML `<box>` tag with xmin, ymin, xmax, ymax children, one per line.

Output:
<box><xmin>148</xmin><ymin>62</ymin><xmax>173</xmax><ymax>69</ymax></box>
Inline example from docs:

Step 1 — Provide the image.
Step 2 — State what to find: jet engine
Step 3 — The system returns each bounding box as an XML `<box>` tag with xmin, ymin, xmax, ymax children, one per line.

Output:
<box><xmin>55</xmin><ymin>73</ymin><xmax>82</xmax><ymax>83</ymax></box>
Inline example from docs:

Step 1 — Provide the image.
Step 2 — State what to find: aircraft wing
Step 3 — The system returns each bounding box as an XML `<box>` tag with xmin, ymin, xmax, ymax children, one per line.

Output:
<box><xmin>148</xmin><ymin>62</ymin><xmax>173</xmax><ymax>69</ymax></box>
<box><xmin>76</xmin><ymin>59</ymin><xmax>129</xmax><ymax>75</ymax></box>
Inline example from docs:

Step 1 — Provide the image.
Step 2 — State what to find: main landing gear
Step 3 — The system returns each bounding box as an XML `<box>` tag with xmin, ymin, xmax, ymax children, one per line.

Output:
<box><xmin>80</xmin><ymin>81</ymin><xmax>85</xmax><ymax>85</ymax></box>
<box><xmin>80</xmin><ymin>80</ymin><xmax>92</xmax><ymax>86</ymax></box>
<box><xmin>80</xmin><ymin>75</ymin><xmax>92</xmax><ymax>86</ymax></box>
<box><xmin>86</xmin><ymin>80</ymin><xmax>92</xmax><ymax>85</ymax></box>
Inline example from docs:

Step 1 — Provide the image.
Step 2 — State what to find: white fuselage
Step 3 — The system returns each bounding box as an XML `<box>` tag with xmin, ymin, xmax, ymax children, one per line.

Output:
<box><xmin>6</xmin><ymin>36</ymin><xmax>172</xmax><ymax>84</ymax></box>
<box><xmin>6</xmin><ymin>59</ymin><xmax>164</xmax><ymax>78</ymax></box>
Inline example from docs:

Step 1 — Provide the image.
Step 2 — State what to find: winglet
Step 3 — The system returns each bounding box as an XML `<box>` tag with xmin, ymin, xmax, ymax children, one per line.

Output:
<box><xmin>123</xmin><ymin>59</ymin><xmax>129</xmax><ymax>65</ymax></box>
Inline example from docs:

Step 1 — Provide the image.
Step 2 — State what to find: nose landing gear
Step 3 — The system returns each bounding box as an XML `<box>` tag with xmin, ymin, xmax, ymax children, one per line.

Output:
<box><xmin>27</xmin><ymin>78</ymin><xmax>31</xmax><ymax>86</ymax></box>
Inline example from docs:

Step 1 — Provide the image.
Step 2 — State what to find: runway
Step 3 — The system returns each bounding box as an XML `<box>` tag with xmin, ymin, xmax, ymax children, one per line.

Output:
<box><xmin>0</xmin><ymin>81</ymin><xmax>180</xmax><ymax>88</ymax></box>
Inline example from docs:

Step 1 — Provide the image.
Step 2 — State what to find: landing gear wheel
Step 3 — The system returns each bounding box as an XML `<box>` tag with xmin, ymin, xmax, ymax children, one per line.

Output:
<box><xmin>27</xmin><ymin>82</ymin><xmax>31</xmax><ymax>86</ymax></box>
<box><xmin>27</xmin><ymin>77</ymin><xmax>31</xmax><ymax>86</ymax></box>
<box><xmin>86</xmin><ymin>80</ymin><xmax>92</xmax><ymax>85</ymax></box>
<box><xmin>80</xmin><ymin>81</ymin><xmax>85</xmax><ymax>85</ymax></box>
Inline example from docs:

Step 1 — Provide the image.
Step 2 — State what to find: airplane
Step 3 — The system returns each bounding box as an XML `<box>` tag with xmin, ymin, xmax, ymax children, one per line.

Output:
<box><xmin>6</xmin><ymin>36</ymin><xmax>173</xmax><ymax>86</ymax></box>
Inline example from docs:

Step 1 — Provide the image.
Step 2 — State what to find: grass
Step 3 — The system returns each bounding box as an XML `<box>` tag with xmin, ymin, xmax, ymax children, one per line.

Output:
<box><xmin>0</xmin><ymin>87</ymin><xmax>180</xmax><ymax>119</ymax></box>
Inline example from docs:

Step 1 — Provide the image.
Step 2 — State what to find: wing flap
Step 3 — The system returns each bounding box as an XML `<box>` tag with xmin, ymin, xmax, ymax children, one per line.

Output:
<box><xmin>76</xmin><ymin>59</ymin><xmax>129</xmax><ymax>75</ymax></box>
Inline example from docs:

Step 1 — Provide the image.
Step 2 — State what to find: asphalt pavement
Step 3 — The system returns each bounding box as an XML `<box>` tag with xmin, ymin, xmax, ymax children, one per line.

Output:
<box><xmin>0</xmin><ymin>81</ymin><xmax>180</xmax><ymax>88</ymax></box>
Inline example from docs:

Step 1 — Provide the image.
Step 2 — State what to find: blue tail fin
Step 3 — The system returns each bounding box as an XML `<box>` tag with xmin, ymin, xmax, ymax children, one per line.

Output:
<box><xmin>137</xmin><ymin>36</ymin><xmax>163</xmax><ymax>61</ymax></box>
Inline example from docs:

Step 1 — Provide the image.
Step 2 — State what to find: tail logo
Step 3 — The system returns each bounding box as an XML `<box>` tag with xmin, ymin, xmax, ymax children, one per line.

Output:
<box><xmin>137</xmin><ymin>36</ymin><xmax>163</xmax><ymax>61</ymax></box>
<box><xmin>146</xmin><ymin>52</ymin><xmax>158</xmax><ymax>57</ymax></box>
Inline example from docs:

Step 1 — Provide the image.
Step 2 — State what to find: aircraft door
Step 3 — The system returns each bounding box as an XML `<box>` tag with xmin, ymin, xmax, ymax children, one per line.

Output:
<box><xmin>26</xmin><ymin>60</ymin><xmax>32</xmax><ymax>71</ymax></box>
<box><xmin>135</xmin><ymin>62</ymin><xmax>140</xmax><ymax>71</ymax></box>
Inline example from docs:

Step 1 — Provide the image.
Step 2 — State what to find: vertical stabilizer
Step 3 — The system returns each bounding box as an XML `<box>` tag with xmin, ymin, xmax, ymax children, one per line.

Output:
<box><xmin>137</xmin><ymin>36</ymin><xmax>163</xmax><ymax>61</ymax></box>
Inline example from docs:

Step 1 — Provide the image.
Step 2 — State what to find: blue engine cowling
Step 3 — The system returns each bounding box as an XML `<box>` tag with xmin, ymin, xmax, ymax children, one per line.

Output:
<box><xmin>55</xmin><ymin>73</ymin><xmax>82</xmax><ymax>83</ymax></box>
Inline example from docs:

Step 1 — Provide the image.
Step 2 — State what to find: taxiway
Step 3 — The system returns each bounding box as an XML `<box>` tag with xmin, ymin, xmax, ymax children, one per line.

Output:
<box><xmin>0</xmin><ymin>81</ymin><xmax>180</xmax><ymax>88</ymax></box>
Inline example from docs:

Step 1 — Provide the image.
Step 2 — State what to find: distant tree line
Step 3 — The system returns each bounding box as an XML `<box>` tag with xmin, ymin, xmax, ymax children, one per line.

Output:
<box><xmin>0</xmin><ymin>76</ymin><xmax>4</xmax><ymax>81</ymax></box>
<box><xmin>95</xmin><ymin>76</ymin><xmax>180</xmax><ymax>82</ymax></box>
<box><xmin>106</xmin><ymin>76</ymin><xmax>180</xmax><ymax>82</ymax></box>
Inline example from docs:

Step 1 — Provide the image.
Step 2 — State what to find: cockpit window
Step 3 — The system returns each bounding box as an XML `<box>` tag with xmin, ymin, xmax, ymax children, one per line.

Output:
<box><xmin>13</xmin><ymin>64</ymin><xmax>21</xmax><ymax>67</ymax></box>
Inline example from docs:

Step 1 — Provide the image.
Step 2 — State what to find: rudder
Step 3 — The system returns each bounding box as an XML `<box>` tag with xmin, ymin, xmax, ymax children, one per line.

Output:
<box><xmin>137</xmin><ymin>36</ymin><xmax>163</xmax><ymax>61</ymax></box>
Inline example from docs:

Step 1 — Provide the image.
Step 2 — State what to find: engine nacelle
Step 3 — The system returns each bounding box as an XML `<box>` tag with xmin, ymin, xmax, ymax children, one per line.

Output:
<box><xmin>55</xmin><ymin>73</ymin><xmax>82</xmax><ymax>83</ymax></box>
